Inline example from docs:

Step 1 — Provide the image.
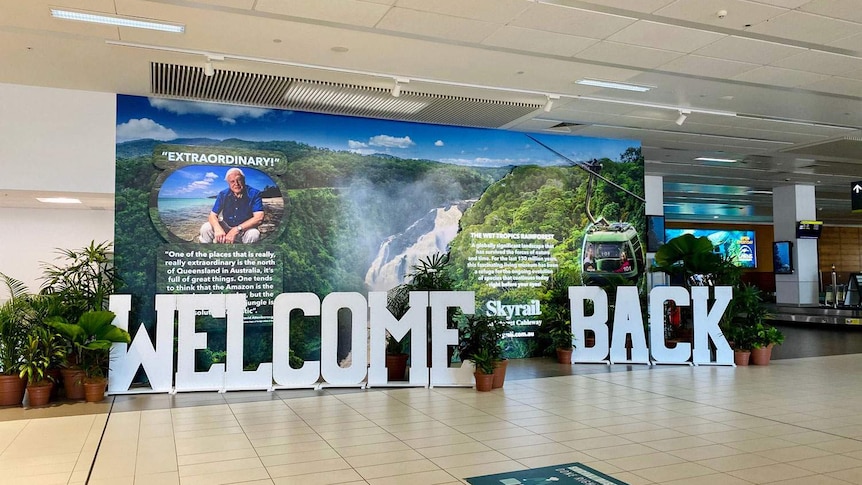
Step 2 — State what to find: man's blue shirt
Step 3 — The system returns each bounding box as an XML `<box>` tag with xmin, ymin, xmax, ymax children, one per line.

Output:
<box><xmin>211</xmin><ymin>186</ymin><xmax>263</xmax><ymax>227</ymax></box>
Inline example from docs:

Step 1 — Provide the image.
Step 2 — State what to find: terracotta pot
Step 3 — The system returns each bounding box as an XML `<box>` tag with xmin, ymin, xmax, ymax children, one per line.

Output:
<box><xmin>46</xmin><ymin>368</ymin><xmax>62</xmax><ymax>401</ymax></box>
<box><xmin>61</xmin><ymin>368</ymin><xmax>86</xmax><ymax>400</ymax></box>
<box><xmin>556</xmin><ymin>347</ymin><xmax>573</xmax><ymax>364</ymax></box>
<box><xmin>0</xmin><ymin>374</ymin><xmax>26</xmax><ymax>406</ymax></box>
<box><xmin>751</xmin><ymin>344</ymin><xmax>773</xmax><ymax>366</ymax></box>
<box><xmin>474</xmin><ymin>371</ymin><xmax>494</xmax><ymax>392</ymax></box>
<box><xmin>492</xmin><ymin>359</ymin><xmax>508</xmax><ymax>389</ymax></box>
<box><xmin>386</xmin><ymin>353</ymin><xmax>409</xmax><ymax>381</ymax></box>
<box><xmin>83</xmin><ymin>378</ymin><xmax>107</xmax><ymax>402</ymax></box>
<box><xmin>26</xmin><ymin>381</ymin><xmax>53</xmax><ymax>407</ymax></box>
<box><xmin>734</xmin><ymin>350</ymin><xmax>751</xmax><ymax>366</ymax></box>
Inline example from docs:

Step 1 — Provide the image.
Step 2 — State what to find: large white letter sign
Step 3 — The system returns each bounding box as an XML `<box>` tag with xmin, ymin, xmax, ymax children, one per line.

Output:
<box><xmin>176</xmin><ymin>294</ymin><xmax>227</xmax><ymax>391</ymax></box>
<box><xmin>429</xmin><ymin>291</ymin><xmax>475</xmax><ymax>386</ymax></box>
<box><xmin>109</xmin><ymin>294</ymin><xmax>175</xmax><ymax>393</ymax></box>
<box><xmin>272</xmin><ymin>293</ymin><xmax>321</xmax><ymax>388</ymax></box>
<box><xmin>610</xmin><ymin>286</ymin><xmax>649</xmax><ymax>364</ymax></box>
<box><xmin>692</xmin><ymin>286</ymin><xmax>733</xmax><ymax>365</ymax></box>
<box><xmin>320</xmin><ymin>292</ymin><xmax>368</xmax><ymax>386</ymax></box>
<box><xmin>649</xmin><ymin>287</ymin><xmax>691</xmax><ymax>364</ymax></box>
<box><xmin>367</xmin><ymin>291</ymin><xmax>429</xmax><ymax>387</ymax></box>
<box><xmin>570</xmin><ymin>286</ymin><xmax>609</xmax><ymax>363</ymax></box>
<box><xmin>224</xmin><ymin>294</ymin><xmax>272</xmax><ymax>390</ymax></box>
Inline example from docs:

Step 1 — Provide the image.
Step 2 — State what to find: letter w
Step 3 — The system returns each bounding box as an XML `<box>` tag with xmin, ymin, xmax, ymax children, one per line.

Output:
<box><xmin>109</xmin><ymin>295</ymin><xmax>176</xmax><ymax>393</ymax></box>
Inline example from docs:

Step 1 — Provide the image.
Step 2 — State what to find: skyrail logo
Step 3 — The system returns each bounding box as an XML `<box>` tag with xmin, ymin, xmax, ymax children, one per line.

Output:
<box><xmin>485</xmin><ymin>299</ymin><xmax>541</xmax><ymax>318</ymax></box>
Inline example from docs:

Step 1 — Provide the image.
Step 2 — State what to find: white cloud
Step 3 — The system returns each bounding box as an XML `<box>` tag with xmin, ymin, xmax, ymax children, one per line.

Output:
<box><xmin>348</xmin><ymin>140</ymin><xmax>368</xmax><ymax>149</ymax></box>
<box><xmin>434</xmin><ymin>140</ymin><xmax>444</xmax><ymax>147</ymax></box>
<box><xmin>149</xmin><ymin>98</ymin><xmax>271</xmax><ymax>123</ymax></box>
<box><xmin>368</xmin><ymin>134</ymin><xmax>414</xmax><ymax>149</ymax></box>
<box><xmin>166</xmin><ymin>171</ymin><xmax>220</xmax><ymax>197</ymax></box>
<box><xmin>116</xmin><ymin>118</ymin><xmax>177</xmax><ymax>143</ymax></box>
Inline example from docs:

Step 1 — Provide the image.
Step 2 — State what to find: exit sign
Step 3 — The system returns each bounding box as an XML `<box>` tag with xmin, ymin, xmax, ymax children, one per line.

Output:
<box><xmin>854</xmin><ymin>181</ymin><xmax>862</xmax><ymax>213</ymax></box>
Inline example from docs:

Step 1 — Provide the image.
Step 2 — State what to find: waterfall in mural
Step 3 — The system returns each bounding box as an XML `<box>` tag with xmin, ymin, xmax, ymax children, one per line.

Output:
<box><xmin>365</xmin><ymin>200</ymin><xmax>475</xmax><ymax>291</ymax></box>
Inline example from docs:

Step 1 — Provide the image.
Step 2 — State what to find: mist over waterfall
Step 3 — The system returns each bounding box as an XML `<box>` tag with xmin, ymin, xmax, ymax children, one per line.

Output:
<box><xmin>365</xmin><ymin>200</ymin><xmax>474</xmax><ymax>291</ymax></box>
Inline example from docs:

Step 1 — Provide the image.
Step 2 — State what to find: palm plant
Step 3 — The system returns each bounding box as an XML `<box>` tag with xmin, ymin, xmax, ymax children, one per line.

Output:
<box><xmin>40</xmin><ymin>240</ymin><xmax>120</xmax><ymax>323</ymax></box>
<box><xmin>46</xmin><ymin>310</ymin><xmax>131</xmax><ymax>379</ymax></box>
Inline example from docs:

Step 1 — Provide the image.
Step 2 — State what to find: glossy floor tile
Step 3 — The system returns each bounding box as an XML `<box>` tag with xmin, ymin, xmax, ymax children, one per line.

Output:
<box><xmin>9</xmin><ymin>354</ymin><xmax>862</xmax><ymax>483</ymax></box>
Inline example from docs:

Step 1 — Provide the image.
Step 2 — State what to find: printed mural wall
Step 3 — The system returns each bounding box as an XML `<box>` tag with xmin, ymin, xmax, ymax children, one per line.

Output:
<box><xmin>114</xmin><ymin>94</ymin><xmax>644</xmax><ymax>375</ymax></box>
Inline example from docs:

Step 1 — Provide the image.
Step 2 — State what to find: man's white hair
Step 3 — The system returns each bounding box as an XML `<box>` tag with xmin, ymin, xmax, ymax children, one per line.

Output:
<box><xmin>225</xmin><ymin>167</ymin><xmax>245</xmax><ymax>181</ymax></box>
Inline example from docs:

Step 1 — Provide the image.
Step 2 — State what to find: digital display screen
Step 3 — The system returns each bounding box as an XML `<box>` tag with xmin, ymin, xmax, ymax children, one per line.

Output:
<box><xmin>665</xmin><ymin>228</ymin><xmax>757</xmax><ymax>268</ymax></box>
<box><xmin>796</xmin><ymin>220</ymin><xmax>823</xmax><ymax>239</ymax></box>
<box><xmin>773</xmin><ymin>241</ymin><xmax>793</xmax><ymax>274</ymax></box>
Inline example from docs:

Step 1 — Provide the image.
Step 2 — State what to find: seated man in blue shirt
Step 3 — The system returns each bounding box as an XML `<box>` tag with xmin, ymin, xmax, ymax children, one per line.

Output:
<box><xmin>200</xmin><ymin>168</ymin><xmax>264</xmax><ymax>243</ymax></box>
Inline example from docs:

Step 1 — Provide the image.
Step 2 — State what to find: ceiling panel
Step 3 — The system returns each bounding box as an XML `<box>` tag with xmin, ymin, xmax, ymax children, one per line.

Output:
<box><xmin>692</xmin><ymin>36</ymin><xmax>805</xmax><ymax>64</ymax></box>
<box><xmin>574</xmin><ymin>41</ymin><xmax>683</xmax><ymax>69</ymax></box>
<box><xmin>606</xmin><ymin>21</ymin><xmax>727</xmax><ymax>53</ymax></box>
<box><xmin>482</xmin><ymin>26</ymin><xmax>598</xmax><ymax>57</ymax></box>
<box><xmin>657</xmin><ymin>54</ymin><xmax>759</xmax><ymax>78</ymax></box>
<box><xmin>746</xmin><ymin>11</ymin><xmax>862</xmax><ymax>45</ymax></box>
<box><xmin>375</xmin><ymin>7</ymin><xmax>498</xmax><ymax>43</ymax></box>
<box><xmin>254</xmin><ymin>0</ymin><xmax>391</xmax><ymax>27</ymax></box>
<box><xmin>510</xmin><ymin>3</ymin><xmax>637</xmax><ymax>39</ymax></box>
<box><xmin>393</xmin><ymin>0</ymin><xmax>529</xmax><ymax>23</ymax></box>
<box><xmin>772</xmin><ymin>51</ymin><xmax>862</xmax><ymax>77</ymax></box>
<box><xmin>654</xmin><ymin>0</ymin><xmax>787</xmax><ymax>28</ymax></box>
<box><xmin>732</xmin><ymin>66</ymin><xmax>831</xmax><ymax>88</ymax></box>
<box><xmin>799</xmin><ymin>0</ymin><xmax>862</xmax><ymax>24</ymax></box>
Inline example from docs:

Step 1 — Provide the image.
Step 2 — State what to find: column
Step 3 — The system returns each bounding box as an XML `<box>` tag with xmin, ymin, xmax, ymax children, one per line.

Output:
<box><xmin>773</xmin><ymin>185</ymin><xmax>819</xmax><ymax>305</ymax></box>
<box><xmin>645</xmin><ymin>175</ymin><xmax>665</xmax><ymax>291</ymax></box>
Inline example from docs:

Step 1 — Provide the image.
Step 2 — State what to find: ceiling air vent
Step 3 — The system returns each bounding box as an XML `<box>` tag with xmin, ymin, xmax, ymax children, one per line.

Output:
<box><xmin>150</xmin><ymin>62</ymin><xmax>542</xmax><ymax>128</ymax></box>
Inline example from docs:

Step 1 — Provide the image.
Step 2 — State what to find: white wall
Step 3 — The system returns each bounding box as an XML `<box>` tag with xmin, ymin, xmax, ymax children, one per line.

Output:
<box><xmin>0</xmin><ymin>82</ymin><xmax>116</xmax><ymax>193</ymax></box>
<box><xmin>0</xmin><ymin>83</ymin><xmax>116</xmax><ymax>298</ymax></box>
<box><xmin>0</xmin><ymin>208</ymin><xmax>114</xmax><ymax>297</ymax></box>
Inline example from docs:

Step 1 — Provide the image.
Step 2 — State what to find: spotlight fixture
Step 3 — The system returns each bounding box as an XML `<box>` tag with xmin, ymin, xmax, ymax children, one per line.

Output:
<box><xmin>391</xmin><ymin>78</ymin><xmax>409</xmax><ymax>98</ymax></box>
<box><xmin>675</xmin><ymin>110</ymin><xmax>690</xmax><ymax>126</ymax></box>
<box><xmin>543</xmin><ymin>95</ymin><xmax>559</xmax><ymax>112</ymax></box>
<box><xmin>202</xmin><ymin>54</ymin><xmax>223</xmax><ymax>77</ymax></box>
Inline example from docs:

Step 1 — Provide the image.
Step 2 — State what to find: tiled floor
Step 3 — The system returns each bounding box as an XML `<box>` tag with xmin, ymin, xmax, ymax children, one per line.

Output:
<box><xmin>8</xmin><ymin>354</ymin><xmax>862</xmax><ymax>484</ymax></box>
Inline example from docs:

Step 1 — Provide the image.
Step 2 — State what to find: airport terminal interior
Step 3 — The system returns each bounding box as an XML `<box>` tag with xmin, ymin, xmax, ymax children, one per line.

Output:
<box><xmin>2</xmin><ymin>1</ymin><xmax>862</xmax><ymax>484</ymax></box>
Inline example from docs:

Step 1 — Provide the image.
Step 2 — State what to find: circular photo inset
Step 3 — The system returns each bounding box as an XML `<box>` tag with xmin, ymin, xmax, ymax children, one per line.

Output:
<box><xmin>156</xmin><ymin>165</ymin><xmax>284</xmax><ymax>243</ymax></box>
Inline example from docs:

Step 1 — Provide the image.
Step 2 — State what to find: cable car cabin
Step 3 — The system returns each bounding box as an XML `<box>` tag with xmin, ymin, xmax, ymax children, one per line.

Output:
<box><xmin>581</xmin><ymin>222</ymin><xmax>645</xmax><ymax>286</ymax></box>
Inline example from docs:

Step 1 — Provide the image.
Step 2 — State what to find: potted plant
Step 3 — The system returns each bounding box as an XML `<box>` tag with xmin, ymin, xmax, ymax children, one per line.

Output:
<box><xmin>18</xmin><ymin>326</ymin><xmax>62</xmax><ymax>406</ymax></box>
<box><xmin>725</xmin><ymin>324</ymin><xmax>754</xmax><ymax>366</ymax></box>
<box><xmin>47</xmin><ymin>310</ymin><xmax>131</xmax><ymax>402</ymax></box>
<box><xmin>549</xmin><ymin>321</ymin><xmax>574</xmax><ymax>364</ymax></box>
<box><xmin>39</xmin><ymin>241</ymin><xmax>122</xmax><ymax>399</ymax></box>
<box><xmin>470</xmin><ymin>347</ymin><xmax>496</xmax><ymax>392</ymax></box>
<box><xmin>751</xmin><ymin>323</ymin><xmax>785</xmax><ymax>366</ymax></box>
<box><xmin>0</xmin><ymin>273</ymin><xmax>36</xmax><ymax>406</ymax></box>
<box><xmin>385</xmin><ymin>333</ymin><xmax>409</xmax><ymax>381</ymax></box>
<box><xmin>388</xmin><ymin>252</ymin><xmax>458</xmax><ymax>368</ymax></box>
<box><xmin>458</xmin><ymin>314</ymin><xmax>506</xmax><ymax>388</ymax></box>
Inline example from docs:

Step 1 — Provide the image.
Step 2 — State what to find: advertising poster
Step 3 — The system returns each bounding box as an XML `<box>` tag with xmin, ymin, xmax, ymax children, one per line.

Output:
<box><xmin>114</xmin><ymin>94</ymin><xmax>643</xmax><ymax>373</ymax></box>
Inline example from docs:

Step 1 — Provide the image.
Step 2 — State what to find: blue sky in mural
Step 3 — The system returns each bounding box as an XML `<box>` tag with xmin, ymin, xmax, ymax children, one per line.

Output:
<box><xmin>116</xmin><ymin>95</ymin><xmax>638</xmax><ymax>167</ymax></box>
<box><xmin>159</xmin><ymin>165</ymin><xmax>275</xmax><ymax>199</ymax></box>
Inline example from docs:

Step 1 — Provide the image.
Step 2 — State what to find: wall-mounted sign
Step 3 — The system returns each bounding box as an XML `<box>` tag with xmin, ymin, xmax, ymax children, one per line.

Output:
<box><xmin>852</xmin><ymin>181</ymin><xmax>862</xmax><ymax>213</ymax></box>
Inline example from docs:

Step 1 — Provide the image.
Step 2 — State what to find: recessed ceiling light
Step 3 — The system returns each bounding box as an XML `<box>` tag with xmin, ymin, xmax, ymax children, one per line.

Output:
<box><xmin>746</xmin><ymin>190</ymin><xmax>773</xmax><ymax>195</ymax></box>
<box><xmin>695</xmin><ymin>157</ymin><xmax>737</xmax><ymax>163</ymax></box>
<box><xmin>37</xmin><ymin>197</ymin><xmax>81</xmax><ymax>204</ymax></box>
<box><xmin>50</xmin><ymin>9</ymin><xmax>185</xmax><ymax>33</ymax></box>
<box><xmin>575</xmin><ymin>79</ymin><xmax>652</xmax><ymax>92</ymax></box>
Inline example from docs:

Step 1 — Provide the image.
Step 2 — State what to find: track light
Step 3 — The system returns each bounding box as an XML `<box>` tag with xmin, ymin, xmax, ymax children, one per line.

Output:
<box><xmin>202</xmin><ymin>54</ymin><xmax>223</xmax><ymax>77</ymax></box>
<box><xmin>675</xmin><ymin>110</ymin><xmax>690</xmax><ymax>126</ymax></box>
<box><xmin>543</xmin><ymin>95</ymin><xmax>559</xmax><ymax>112</ymax></box>
<box><xmin>391</xmin><ymin>77</ymin><xmax>409</xmax><ymax>98</ymax></box>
